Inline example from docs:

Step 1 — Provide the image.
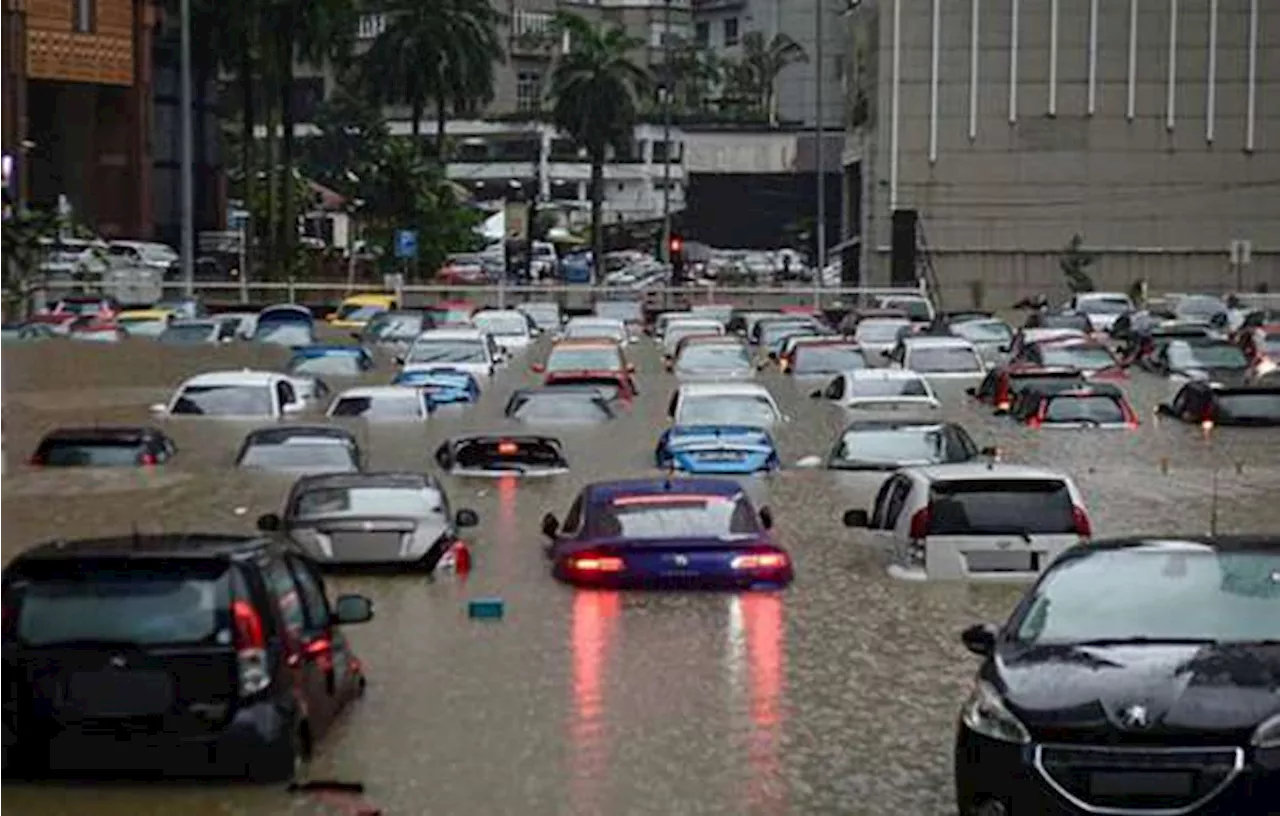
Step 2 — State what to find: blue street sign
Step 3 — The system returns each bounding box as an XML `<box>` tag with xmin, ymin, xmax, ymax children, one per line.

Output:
<box><xmin>395</xmin><ymin>229</ymin><xmax>418</xmax><ymax>259</ymax></box>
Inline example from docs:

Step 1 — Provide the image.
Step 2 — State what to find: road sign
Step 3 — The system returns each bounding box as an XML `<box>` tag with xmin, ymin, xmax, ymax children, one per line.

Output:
<box><xmin>1229</xmin><ymin>239</ymin><xmax>1253</xmax><ymax>266</ymax></box>
<box><xmin>395</xmin><ymin>229</ymin><xmax>418</xmax><ymax>260</ymax></box>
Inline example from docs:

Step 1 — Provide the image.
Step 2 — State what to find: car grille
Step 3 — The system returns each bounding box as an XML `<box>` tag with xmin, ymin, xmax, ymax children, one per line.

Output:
<box><xmin>327</xmin><ymin>531</ymin><xmax>407</xmax><ymax>562</ymax></box>
<box><xmin>1034</xmin><ymin>743</ymin><xmax>1243</xmax><ymax>814</ymax></box>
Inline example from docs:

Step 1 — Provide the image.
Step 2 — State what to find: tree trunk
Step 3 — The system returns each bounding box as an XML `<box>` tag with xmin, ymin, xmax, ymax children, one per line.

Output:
<box><xmin>411</xmin><ymin>96</ymin><xmax>423</xmax><ymax>139</ymax></box>
<box><xmin>240</xmin><ymin>44</ymin><xmax>256</xmax><ymax>280</ymax></box>
<box><xmin>262</xmin><ymin>100</ymin><xmax>277</xmax><ymax>276</ymax></box>
<box><xmin>279</xmin><ymin>51</ymin><xmax>297</xmax><ymax>280</ymax></box>
<box><xmin>435</xmin><ymin>94</ymin><xmax>447</xmax><ymax>164</ymax></box>
<box><xmin>589</xmin><ymin>149</ymin><xmax>604</xmax><ymax>286</ymax></box>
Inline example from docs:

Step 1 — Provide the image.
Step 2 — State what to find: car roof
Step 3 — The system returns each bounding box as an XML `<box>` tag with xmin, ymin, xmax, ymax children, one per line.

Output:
<box><xmin>902</xmin><ymin>336</ymin><xmax>977</xmax><ymax>348</ymax></box>
<box><xmin>416</xmin><ymin>328</ymin><xmax>485</xmax><ymax>340</ymax></box>
<box><xmin>678</xmin><ymin>382</ymin><xmax>773</xmax><ymax>397</ymax></box>
<box><xmin>180</xmin><ymin>369</ymin><xmax>283</xmax><ymax>387</ymax></box>
<box><xmin>511</xmin><ymin>386</ymin><xmax>606</xmax><ymax>399</ymax></box>
<box><xmin>40</xmin><ymin>426</ymin><xmax>165</xmax><ymax>442</ymax></box>
<box><xmin>1057</xmin><ymin>535</ymin><xmax>1279</xmax><ymax>560</ymax></box>
<box><xmin>840</xmin><ymin>419</ymin><xmax>953</xmax><ymax>432</ymax></box>
<box><xmin>1041</xmin><ymin>384</ymin><xmax>1126</xmax><ymax>398</ymax></box>
<box><xmin>333</xmin><ymin>386</ymin><xmax>421</xmax><ymax>399</ymax></box>
<box><xmin>910</xmin><ymin>463</ymin><xmax>1071</xmax><ymax>481</ymax></box>
<box><xmin>448</xmin><ymin>434</ymin><xmax>563</xmax><ymax>448</ymax></box>
<box><xmin>166</xmin><ymin>319</ymin><xmax>218</xmax><ymax>328</ymax></box>
<box><xmin>846</xmin><ymin>368</ymin><xmax>924</xmax><ymax>381</ymax></box>
<box><xmin>290</xmin><ymin>344</ymin><xmax>369</xmax><ymax>357</ymax></box>
<box><xmin>290</xmin><ymin>471</ymin><xmax>439</xmax><ymax>492</ymax></box>
<box><xmin>243</xmin><ymin>425</ymin><xmax>357</xmax><ymax>444</ymax></box>
<box><xmin>119</xmin><ymin>309</ymin><xmax>171</xmax><ymax>319</ymax></box>
<box><xmin>551</xmin><ymin>338</ymin><xmax>622</xmax><ymax>349</ymax></box>
<box><xmin>584</xmin><ymin>477</ymin><xmax>747</xmax><ymax>504</ymax></box>
<box><xmin>11</xmin><ymin>534</ymin><xmax>275</xmax><ymax>563</ymax></box>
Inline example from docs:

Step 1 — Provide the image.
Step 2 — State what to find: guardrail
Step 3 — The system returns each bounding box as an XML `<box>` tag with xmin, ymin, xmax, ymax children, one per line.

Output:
<box><xmin>29</xmin><ymin>278</ymin><xmax>933</xmax><ymax>314</ymax></box>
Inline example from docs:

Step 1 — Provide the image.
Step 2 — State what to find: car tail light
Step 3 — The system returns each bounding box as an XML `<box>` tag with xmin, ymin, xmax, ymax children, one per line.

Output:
<box><xmin>232</xmin><ymin>600</ymin><xmax>270</xmax><ymax>696</ymax></box>
<box><xmin>2</xmin><ymin>603</ymin><xmax>18</xmax><ymax>639</ymax></box>
<box><xmin>303</xmin><ymin>637</ymin><xmax>334</xmax><ymax>673</ymax></box>
<box><xmin>995</xmin><ymin>400</ymin><xmax>1011</xmax><ymax>412</ymax></box>
<box><xmin>1072</xmin><ymin>506</ymin><xmax>1093</xmax><ymax>538</ymax></box>
<box><xmin>908</xmin><ymin>506</ymin><xmax>931</xmax><ymax>540</ymax></box>
<box><xmin>730</xmin><ymin>551</ymin><xmax>790</xmax><ymax>570</ymax></box>
<box><xmin>138</xmin><ymin>452</ymin><xmax>157</xmax><ymax>466</ymax></box>
<box><xmin>497</xmin><ymin>441</ymin><xmax>519</xmax><ymax>455</ymax></box>
<box><xmin>27</xmin><ymin>453</ymin><xmax>43</xmax><ymax>466</ymax></box>
<box><xmin>1026</xmin><ymin>415</ymin><xmax>1042</xmax><ymax>428</ymax></box>
<box><xmin>567</xmin><ymin>553</ymin><xmax>625</xmax><ymax>573</ymax></box>
<box><xmin>438</xmin><ymin>540</ymin><xmax>473</xmax><ymax>575</ymax></box>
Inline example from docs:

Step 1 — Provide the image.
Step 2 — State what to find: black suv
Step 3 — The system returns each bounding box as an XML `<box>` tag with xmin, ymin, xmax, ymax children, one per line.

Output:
<box><xmin>2</xmin><ymin>534</ymin><xmax>374</xmax><ymax>781</ymax></box>
<box><xmin>30</xmin><ymin>426</ymin><xmax>177</xmax><ymax>467</ymax></box>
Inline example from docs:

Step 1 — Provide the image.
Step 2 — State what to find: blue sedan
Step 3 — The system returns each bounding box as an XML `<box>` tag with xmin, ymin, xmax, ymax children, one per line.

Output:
<box><xmin>391</xmin><ymin>368</ymin><xmax>481</xmax><ymax>404</ymax></box>
<box><xmin>654</xmin><ymin>424</ymin><xmax>780</xmax><ymax>474</ymax></box>
<box><xmin>540</xmin><ymin>478</ymin><xmax>793</xmax><ymax>590</ymax></box>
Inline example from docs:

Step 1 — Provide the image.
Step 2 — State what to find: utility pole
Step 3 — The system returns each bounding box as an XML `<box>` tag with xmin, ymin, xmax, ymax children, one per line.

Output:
<box><xmin>813</xmin><ymin>0</ymin><xmax>826</xmax><ymax>309</ymax></box>
<box><xmin>661</xmin><ymin>0</ymin><xmax>673</xmax><ymax>268</ymax></box>
<box><xmin>179</xmin><ymin>0</ymin><xmax>195</xmax><ymax>296</ymax></box>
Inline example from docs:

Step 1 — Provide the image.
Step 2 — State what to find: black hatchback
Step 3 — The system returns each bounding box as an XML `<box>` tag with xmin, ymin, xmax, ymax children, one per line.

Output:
<box><xmin>954</xmin><ymin>535</ymin><xmax>1279</xmax><ymax>815</ymax></box>
<box><xmin>30</xmin><ymin>426</ymin><xmax>177</xmax><ymax>467</ymax></box>
<box><xmin>2</xmin><ymin>535</ymin><xmax>374</xmax><ymax>782</ymax></box>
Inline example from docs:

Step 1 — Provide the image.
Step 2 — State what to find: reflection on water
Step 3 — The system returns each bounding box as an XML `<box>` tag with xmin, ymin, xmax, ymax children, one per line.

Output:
<box><xmin>743</xmin><ymin>594</ymin><xmax>786</xmax><ymax>815</ymax></box>
<box><xmin>570</xmin><ymin>590</ymin><xmax>620</xmax><ymax>815</ymax></box>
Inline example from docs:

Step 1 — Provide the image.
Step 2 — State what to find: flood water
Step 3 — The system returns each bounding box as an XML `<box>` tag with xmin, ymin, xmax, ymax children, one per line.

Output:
<box><xmin>3</xmin><ymin>334</ymin><xmax>1278</xmax><ymax>815</ymax></box>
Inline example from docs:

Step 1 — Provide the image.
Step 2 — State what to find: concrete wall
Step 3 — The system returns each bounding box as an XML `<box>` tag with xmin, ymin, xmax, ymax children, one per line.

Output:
<box><xmin>851</xmin><ymin>0</ymin><xmax>1280</xmax><ymax>303</ymax></box>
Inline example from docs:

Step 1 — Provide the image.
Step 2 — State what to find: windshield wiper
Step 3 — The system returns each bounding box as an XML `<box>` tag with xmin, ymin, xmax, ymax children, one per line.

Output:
<box><xmin>1068</xmin><ymin>636</ymin><xmax>1221</xmax><ymax>647</ymax></box>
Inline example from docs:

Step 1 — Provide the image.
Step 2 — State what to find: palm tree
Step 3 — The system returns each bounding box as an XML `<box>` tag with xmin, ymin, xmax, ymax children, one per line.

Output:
<box><xmin>546</xmin><ymin>12</ymin><xmax>651</xmax><ymax>279</ymax></box>
<box><xmin>362</xmin><ymin>0</ymin><xmax>503</xmax><ymax>161</ymax></box>
<box><xmin>739</xmin><ymin>31</ymin><xmax>808</xmax><ymax>125</ymax></box>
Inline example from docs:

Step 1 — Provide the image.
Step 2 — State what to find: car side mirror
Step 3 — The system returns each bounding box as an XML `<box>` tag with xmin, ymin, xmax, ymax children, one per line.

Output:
<box><xmin>880</xmin><ymin>350</ymin><xmax>892</xmax><ymax>359</ymax></box>
<box><xmin>149</xmin><ymin>402</ymin><xmax>167</xmax><ymax>414</ymax></box>
<box><xmin>530</xmin><ymin>363</ymin><xmax>545</xmax><ymax>374</ymax></box>
<box><xmin>794</xmin><ymin>455</ymin><xmax>822</xmax><ymax>469</ymax></box>
<box><xmin>541</xmin><ymin>513</ymin><xmax>560</xmax><ymax>538</ymax></box>
<box><xmin>758</xmin><ymin>507</ymin><xmax>774</xmax><ymax>529</ymax></box>
<box><xmin>809</xmin><ymin>388</ymin><xmax>824</xmax><ymax>399</ymax></box>
<box><xmin>1155</xmin><ymin>404</ymin><xmax>1177</xmax><ymax>417</ymax></box>
<box><xmin>435</xmin><ymin>443</ymin><xmax>454</xmax><ymax>469</ymax></box>
<box><xmin>455</xmin><ymin>508</ymin><xmax>479</xmax><ymax>528</ymax></box>
<box><xmin>333</xmin><ymin>594</ymin><xmax>374</xmax><ymax>625</ymax></box>
<box><xmin>980</xmin><ymin>446</ymin><xmax>1001</xmax><ymax>459</ymax></box>
<box><xmin>842</xmin><ymin>509</ymin><xmax>870</xmax><ymax>528</ymax></box>
<box><xmin>256</xmin><ymin>513</ymin><xmax>282</xmax><ymax>532</ymax></box>
<box><xmin>960</xmin><ymin>623</ymin><xmax>998</xmax><ymax>657</ymax></box>
<box><xmin>999</xmin><ymin>344</ymin><xmax>1011</xmax><ymax>354</ymax></box>
<box><xmin>394</xmin><ymin>355</ymin><xmax>405</xmax><ymax>365</ymax></box>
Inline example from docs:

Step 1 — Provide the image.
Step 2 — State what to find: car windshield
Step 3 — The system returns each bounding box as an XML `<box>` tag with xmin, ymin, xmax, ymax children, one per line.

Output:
<box><xmin>953</xmin><ymin>321</ymin><xmax>1013</xmax><ymax>343</ymax></box>
<box><xmin>676</xmin><ymin>344</ymin><xmax>751</xmax><ymax>372</ymax></box>
<box><xmin>237</xmin><ymin>442</ymin><xmax>357</xmax><ymax>470</ymax></box>
<box><xmin>58</xmin><ymin>300</ymin><xmax>104</xmax><ymax>315</ymax></box>
<box><xmin>793</xmin><ymin>345</ymin><xmax>867</xmax><ymax>374</ymax></box>
<box><xmin>364</xmin><ymin>313</ymin><xmax>423</xmax><ymax>340</ymax></box>
<box><xmin>1176</xmin><ymin>297</ymin><xmax>1226</xmax><ymax>319</ymax></box>
<box><xmin>833</xmin><ymin>427</ymin><xmax>968</xmax><ymax>466</ymax></box>
<box><xmin>473</xmin><ymin>312</ymin><xmax>530</xmax><ymax>337</ymax></box>
<box><xmin>292</xmin><ymin>486</ymin><xmax>441</xmax><ymax>519</ymax></box>
<box><xmin>329</xmin><ymin>394</ymin><xmax>426</xmax><ymax>419</ymax></box>
<box><xmin>336</xmin><ymin>304</ymin><xmax>386</xmax><ymax>321</ymax></box>
<box><xmin>545</xmin><ymin>379</ymin><xmax>621</xmax><ymax>401</ymax></box>
<box><xmin>1215</xmin><ymin>391</ymin><xmax>1280</xmax><ymax>422</ymax></box>
<box><xmin>565</xmin><ymin>322</ymin><xmax>624</xmax><ymax>342</ymax></box>
<box><xmin>1043</xmin><ymin>394</ymin><xmax>1127</xmax><ymax>424</ymax></box>
<box><xmin>928</xmin><ymin>479</ymin><xmax>1076</xmax><ymax>535</ymax></box>
<box><xmin>547</xmin><ymin>347</ymin><xmax>622</xmax><ymax>372</ymax></box>
<box><xmin>856</xmin><ymin>321</ymin><xmax>911</xmax><ymax>343</ymax></box>
<box><xmin>1039</xmin><ymin>344</ymin><xmax>1117</xmax><ymax>371</ymax></box>
<box><xmin>407</xmin><ymin>340</ymin><xmax>486</xmax><ymax>364</ymax></box>
<box><xmin>908</xmin><ymin>346</ymin><xmax>982</xmax><ymax>373</ymax></box>
<box><xmin>9</xmin><ymin>565</ymin><xmax>227</xmax><ymax>647</ymax></box>
<box><xmin>881</xmin><ymin>299</ymin><xmax>932</xmax><ymax>320</ymax></box>
<box><xmin>426</xmin><ymin>306</ymin><xmax>473</xmax><ymax>324</ymax></box>
<box><xmin>119</xmin><ymin>319</ymin><xmax>168</xmax><ymax>337</ymax></box>
<box><xmin>587</xmin><ymin>493</ymin><xmax>760</xmax><ymax>539</ymax></box>
<box><xmin>848</xmin><ymin>377</ymin><xmax>930</xmax><ymax>399</ymax></box>
<box><xmin>1078</xmin><ymin>297</ymin><xmax>1130</xmax><ymax>315</ymax></box>
<box><xmin>1038</xmin><ymin>314</ymin><xmax>1092</xmax><ymax>331</ymax></box>
<box><xmin>289</xmin><ymin>354</ymin><xmax>366</xmax><ymax>376</ymax></box>
<box><xmin>520</xmin><ymin>305</ymin><xmax>561</xmax><ymax>328</ymax></box>
<box><xmin>668</xmin><ymin>323</ymin><xmax>723</xmax><ymax>344</ymax></box>
<box><xmin>680</xmin><ymin>395</ymin><xmax>779</xmax><ymax>427</ymax></box>
<box><xmin>171</xmin><ymin>385</ymin><xmax>273</xmax><ymax>416</ymax></box>
<box><xmin>1014</xmin><ymin>550</ymin><xmax>1279</xmax><ymax>644</ymax></box>
<box><xmin>761</xmin><ymin>321</ymin><xmax>815</xmax><ymax>346</ymax></box>
<box><xmin>1168</xmin><ymin>342</ymin><xmax>1249</xmax><ymax>370</ymax></box>
<box><xmin>158</xmin><ymin>324</ymin><xmax>214</xmax><ymax>344</ymax></box>
<box><xmin>509</xmin><ymin>393</ymin><xmax>613</xmax><ymax>422</ymax></box>
<box><xmin>40</xmin><ymin>441</ymin><xmax>146</xmax><ymax>466</ymax></box>
<box><xmin>253</xmin><ymin>323</ymin><xmax>313</xmax><ymax>346</ymax></box>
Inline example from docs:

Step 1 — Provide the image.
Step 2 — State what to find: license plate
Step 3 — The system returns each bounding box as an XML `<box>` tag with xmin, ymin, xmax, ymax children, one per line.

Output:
<box><xmin>66</xmin><ymin>670</ymin><xmax>173</xmax><ymax>717</ymax></box>
<box><xmin>697</xmin><ymin>452</ymin><xmax>743</xmax><ymax>461</ymax></box>
<box><xmin>1089</xmin><ymin>771</ymin><xmax>1194</xmax><ymax>797</ymax></box>
<box><xmin>660</xmin><ymin>570</ymin><xmax>700</xmax><ymax>578</ymax></box>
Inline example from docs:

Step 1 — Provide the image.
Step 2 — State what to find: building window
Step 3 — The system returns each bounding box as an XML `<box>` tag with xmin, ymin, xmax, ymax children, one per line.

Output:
<box><xmin>694</xmin><ymin>21</ymin><xmax>709</xmax><ymax>47</ymax></box>
<box><xmin>723</xmin><ymin>18</ymin><xmax>739</xmax><ymax>46</ymax></box>
<box><xmin>517</xmin><ymin>72</ymin><xmax>543</xmax><ymax>113</ymax></box>
<box><xmin>357</xmin><ymin>14</ymin><xmax>386</xmax><ymax>40</ymax></box>
<box><xmin>513</xmin><ymin>9</ymin><xmax>553</xmax><ymax>37</ymax></box>
<box><xmin>73</xmin><ymin>0</ymin><xmax>95</xmax><ymax>33</ymax></box>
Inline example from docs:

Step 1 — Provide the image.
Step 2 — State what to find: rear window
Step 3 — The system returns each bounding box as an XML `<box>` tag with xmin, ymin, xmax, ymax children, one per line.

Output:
<box><xmin>158</xmin><ymin>324</ymin><xmax>214</xmax><ymax>344</ymax></box>
<box><xmin>1037</xmin><ymin>344</ymin><xmax>1117</xmax><ymax>371</ymax></box>
<box><xmin>1043</xmin><ymin>394</ymin><xmax>1126</xmax><ymax>424</ymax></box>
<box><xmin>237</xmin><ymin>442</ymin><xmax>357</xmax><ymax>470</ymax></box>
<box><xmin>6</xmin><ymin>563</ymin><xmax>229</xmax><ymax>647</ymax></box>
<box><xmin>1036</xmin><ymin>313</ymin><xmax>1093</xmax><ymax>331</ymax></box>
<box><xmin>289</xmin><ymin>354</ymin><xmax>367</xmax><ymax>376</ymax></box>
<box><xmin>173</xmin><ymin>385</ymin><xmax>274</xmax><ymax>416</ymax></box>
<box><xmin>254</xmin><ymin>323</ymin><xmax>314</xmax><ymax>345</ymax></box>
<box><xmin>451</xmin><ymin>439</ymin><xmax>568</xmax><ymax>471</ymax></box>
<box><xmin>847</xmin><ymin>377</ymin><xmax>930</xmax><ymax>398</ymax></box>
<box><xmin>832</xmin><ymin>427</ymin><xmax>972</xmax><ymax>467</ymax></box>
<box><xmin>293</xmin><ymin>485</ymin><xmax>442</xmax><ymax>519</ymax></box>
<box><xmin>1214</xmin><ymin>391</ymin><xmax>1280</xmax><ymax>422</ymax></box>
<box><xmin>39</xmin><ymin>440</ymin><xmax>145</xmax><ymax>466</ymax></box>
<box><xmin>855</xmin><ymin>321</ymin><xmax>910</xmax><ymax>343</ymax></box>
<box><xmin>330</xmin><ymin>395</ymin><xmax>426</xmax><ymax>418</ymax></box>
<box><xmin>508</xmin><ymin>393</ymin><xmax>614</xmax><ymax>422</ymax></box>
<box><xmin>547</xmin><ymin>347</ymin><xmax>622</xmax><ymax>372</ymax></box>
<box><xmin>928</xmin><ymin>479</ymin><xmax>1076</xmax><ymax>535</ymax></box>
<box><xmin>908</xmin><ymin>346</ymin><xmax>982</xmax><ymax>373</ymax></box>
<box><xmin>545</xmin><ymin>378</ymin><xmax>622</xmax><ymax>401</ymax></box>
<box><xmin>587</xmin><ymin>494</ymin><xmax>759</xmax><ymax>539</ymax></box>
<box><xmin>793</xmin><ymin>345</ymin><xmax>867</xmax><ymax>374</ymax></box>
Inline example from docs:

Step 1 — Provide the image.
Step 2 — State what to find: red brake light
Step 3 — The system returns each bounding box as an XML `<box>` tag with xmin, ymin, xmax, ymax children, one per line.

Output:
<box><xmin>232</xmin><ymin>600</ymin><xmax>265</xmax><ymax>650</ymax></box>
<box><xmin>439</xmin><ymin>540</ymin><xmax>472</xmax><ymax>575</ymax></box>
<box><xmin>1072</xmin><ymin>506</ymin><xmax>1093</xmax><ymax>538</ymax></box>
<box><xmin>731</xmin><ymin>551</ymin><xmax>790</xmax><ymax>570</ymax></box>
<box><xmin>909</xmin><ymin>506</ymin><xmax>931</xmax><ymax>540</ymax></box>
<box><xmin>139</xmin><ymin>452</ymin><xmax>157</xmax><ymax>466</ymax></box>
<box><xmin>28</xmin><ymin>453</ymin><xmax>43</xmax><ymax>466</ymax></box>
<box><xmin>497</xmin><ymin>441</ymin><xmax>519</xmax><ymax>455</ymax></box>
<box><xmin>569</xmin><ymin>554</ymin><xmax>625</xmax><ymax>573</ymax></box>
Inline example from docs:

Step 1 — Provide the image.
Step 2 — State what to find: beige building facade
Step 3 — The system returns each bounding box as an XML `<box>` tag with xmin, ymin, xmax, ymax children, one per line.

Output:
<box><xmin>845</xmin><ymin>0</ymin><xmax>1280</xmax><ymax>305</ymax></box>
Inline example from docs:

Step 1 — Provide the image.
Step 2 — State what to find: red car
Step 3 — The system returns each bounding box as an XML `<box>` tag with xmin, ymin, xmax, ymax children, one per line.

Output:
<box><xmin>28</xmin><ymin>296</ymin><xmax>121</xmax><ymax>331</ymax></box>
<box><xmin>1018</xmin><ymin>385</ymin><xmax>1141</xmax><ymax>430</ymax></box>
<box><xmin>436</xmin><ymin>255</ymin><xmax>488</xmax><ymax>285</ymax></box>
<box><xmin>543</xmin><ymin>369</ymin><xmax>638</xmax><ymax>403</ymax></box>
<box><xmin>1239</xmin><ymin>323</ymin><xmax>1280</xmax><ymax>364</ymax></box>
<box><xmin>970</xmin><ymin>365</ymin><xmax>1085</xmax><ymax>413</ymax></box>
<box><xmin>1015</xmin><ymin>338</ymin><xmax>1128</xmax><ymax>380</ymax></box>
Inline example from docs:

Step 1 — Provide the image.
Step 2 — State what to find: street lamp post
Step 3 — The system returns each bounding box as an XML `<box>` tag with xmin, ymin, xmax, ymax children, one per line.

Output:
<box><xmin>661</xmin><ymin>0</ymin><xmax>673</xmax><ymax>269</ymax></box>
<box><xmin>813</xmin><ymin>0</ymin><xmax>826</xmax><ymax>309</ymax></box>
<box><xmin>179</xmin><ymin>0</ymin><xmax>195</xmax><ymax>296</ymax></box>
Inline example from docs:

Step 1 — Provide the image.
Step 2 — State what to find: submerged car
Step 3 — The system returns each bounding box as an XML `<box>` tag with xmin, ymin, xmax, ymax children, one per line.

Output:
<box><xmin>505</xmin><ymin>387</ymin><xmax>617</xmax><ymax>424</ymax></box>
<box><xmin>258</xmin><ymin>472</ymin><xmax>478</xmax><ymax>571</ymax></box>
<box><xmin>1</xmin><ymin>534</ymin><xmax>374</xmax><ymax>781</ymax></box>
<box><xmin>152</xmin><ymin>370</ymin><xmax>304</xmax><ymax>420</ymax></box>
<box><xmin>286</xmin><ymin>345</ymin><xmax>375</xmax><ymax>378</ymax></box>
<box><xmin>326</xmin><ymin>386</ymin><xmax>435</xmax><ymax>420</ymax></box>
<box><xmin>157</xmin><ymin>318</ymin><xmax>240</xmax><ymax>346</ymax></box>
<box><xmin>434</xmin><ymin>435</ymin><xmax>570</xmax><ymax>477</ymax></box>
<box><xmin>390</xmin><ymin>368</ymin><xmax>480</xmax><ymax>404</ymax></box>
<box><xmin>233</xmin><ymin>425</ymin><xmax>362</xmax><ymax>474</ymax></box>
<box><xmin>654</xmin><ymin>425</ymin><xmax>781</xmax><ymax>474</ymax></box>
<box><xmin>541</xmin><ymin>477</ymin><xmax>792</xmax><ymax>590</ymax></box>
<box><xmin>399</xmin><ymin>328</ymin><xmax>498</xmax><ymax>378</ymax></box>
<box><xmin>29</xmin><ymin>426</ymin><xmax>177</xmax><ymax>467</ymax></box>
<box><xmin>954</xmin><ymin>535</ymin><xmax>1279</xmax><ymax>816</ymax></box>
<box><xmin>812</xmin><ymin>369</ymin><xmax>941</xmax><ymax>411</ymax></box>
<box><xmin>1158</xmin><ymin>381</ymin><xmax>1280</xmax><ymax>427</ymax></box>
<box><xmin>668</xmin><ymin>382</ymin><xmax>786</xmax><ymax>428</ymax></box>
<box><xmin>1016</xmin><ymin>384</ymin><xmax>1141</xmax><ymax>430</ymax></box>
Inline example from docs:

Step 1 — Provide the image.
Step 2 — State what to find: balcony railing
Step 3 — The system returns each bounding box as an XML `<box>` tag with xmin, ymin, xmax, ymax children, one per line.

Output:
<box><xmin>357</xmin><ymin>13</ymin><xmax>387</xmax><ymax>40</ymax></box>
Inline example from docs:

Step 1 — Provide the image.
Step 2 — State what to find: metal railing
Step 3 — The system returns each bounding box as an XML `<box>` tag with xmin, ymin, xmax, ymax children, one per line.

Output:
<box><xmin>28</xmin><ymin>278</ymin><xmax>933</xmax><ymax>313</ymax></box>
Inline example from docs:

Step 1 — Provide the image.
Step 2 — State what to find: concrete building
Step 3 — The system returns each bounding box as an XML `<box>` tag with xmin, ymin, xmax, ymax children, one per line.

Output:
<box><xmin>844</xmin><ymin>0</ymin><xmax>1279</xmax><ymax>304</ymax></box>
<box><xmin>2</xmin><ymin>0</ymin><xmax>221</xmax><ymax>242</ymax></box>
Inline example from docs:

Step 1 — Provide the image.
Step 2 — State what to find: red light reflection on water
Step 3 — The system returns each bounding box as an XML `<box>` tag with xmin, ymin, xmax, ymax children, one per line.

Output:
<box><xmin>742</xmin><ymin>592</ymin><xmax>786</xmax><ymax>814</ymax></box>
<box><xmin>569</xmin><ymin>590</ymin><xmax>621</xmax><ymax>813</ymax></box>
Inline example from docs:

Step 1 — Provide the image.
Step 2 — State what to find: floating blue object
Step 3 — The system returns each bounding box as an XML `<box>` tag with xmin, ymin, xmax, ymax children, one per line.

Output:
<box><xmin>468</xmin><ymin>597</ymin><xmax>505</xmax><ymax>620</ymax></box>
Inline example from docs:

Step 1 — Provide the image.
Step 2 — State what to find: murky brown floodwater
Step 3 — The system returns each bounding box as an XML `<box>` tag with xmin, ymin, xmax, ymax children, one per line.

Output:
<box><xmin>3</xmin><ymin>331</ymin><xmax>1278</xmax><ymax>815</ymax></box>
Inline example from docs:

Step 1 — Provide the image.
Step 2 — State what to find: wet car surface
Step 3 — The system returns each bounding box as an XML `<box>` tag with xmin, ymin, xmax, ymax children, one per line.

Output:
<box><xmin>2</xmin><ymin>331</ymin><xmax>1278</xmax><ymax>814</ymax></box>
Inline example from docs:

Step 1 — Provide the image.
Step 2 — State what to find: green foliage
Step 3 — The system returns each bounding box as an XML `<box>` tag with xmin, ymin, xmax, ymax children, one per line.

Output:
<box><xmin>1060</xmin><ymin>234</ymin><xmax>1098</xmax><ymax>293</ymax></box>
<box><xmin>723</xmin><ymin>32</ymin><xmax>808</xmax><ymax>125</ymax></box>
<box><xmin>2</xmin><ymin>208</ymin><xmax>99</xmax><ymax>318</ymax></box>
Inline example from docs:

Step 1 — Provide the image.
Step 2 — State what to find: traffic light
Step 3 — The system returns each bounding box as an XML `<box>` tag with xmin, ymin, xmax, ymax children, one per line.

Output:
<box><xmin>669</xmin><ymin>235</ymin><xmax>685</xmax><ymax>284</ymax></box>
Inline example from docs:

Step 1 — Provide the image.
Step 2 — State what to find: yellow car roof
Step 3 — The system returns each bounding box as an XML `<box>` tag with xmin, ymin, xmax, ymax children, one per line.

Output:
<box><xmin>118</xmin><ymin>309</ymin><xmax>172</xmax><ymax>320</ymax></box>
<box><xmin>340</xmin><ymin>293</ymin><xmax>396</xmax><ymax>305</ymax></box>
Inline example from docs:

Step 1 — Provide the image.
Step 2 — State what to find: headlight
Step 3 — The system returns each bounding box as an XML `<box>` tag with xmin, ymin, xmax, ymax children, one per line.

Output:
<box><xmin>1252</xmin><ymin>713</ymin><xmax>1280</xmax><ymax>748</ymax></box>
<box><xmin>961</xmin><ymin>681</ymin><xmax>1031</xmax><ymax>745</ymax></box>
